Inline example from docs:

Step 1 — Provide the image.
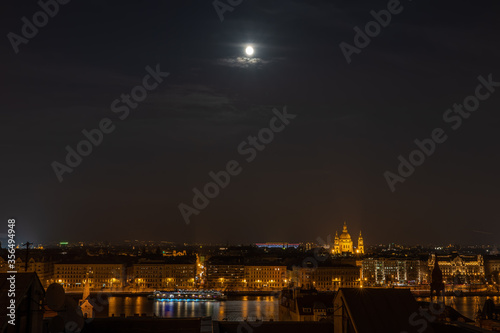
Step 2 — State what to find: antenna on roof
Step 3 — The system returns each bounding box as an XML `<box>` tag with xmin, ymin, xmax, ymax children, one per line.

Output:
<box><xmin>22</xmin><ymin>242</ymin><xmax>33</xmax><ymax>272</ymax></box>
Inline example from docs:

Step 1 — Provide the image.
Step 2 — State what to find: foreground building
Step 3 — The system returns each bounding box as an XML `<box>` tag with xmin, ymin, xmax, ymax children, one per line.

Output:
<box><xmin>214</xmin><ymin>321</ymin><xmax>334</xmax><ymax>333</ymax></box>
<box><xmin>333</xmin><ymin>288</ymin><xmax>424</xmax><ymax>333</ymax></box>
<box><xmin>0</xmin><ymin>273</ymin><xmax>45</xmax><ymax>333</ymax></box>
<box><xmin>280</xmin><ymin>287</ymin><xmax>336</xmax><ymax>321</ymax></box>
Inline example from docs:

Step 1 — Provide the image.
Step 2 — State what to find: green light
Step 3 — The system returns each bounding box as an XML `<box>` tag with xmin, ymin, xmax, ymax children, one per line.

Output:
<box><xmin>60</xmin><ymin>242</ymin><xmax>68</xmax><ymax>245</ymax></box>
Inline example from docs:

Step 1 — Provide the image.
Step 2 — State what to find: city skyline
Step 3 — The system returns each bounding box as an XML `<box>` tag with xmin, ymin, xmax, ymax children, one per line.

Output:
<box><xmin>3</xmin><ymin>238</ymin><xmax>500</xmax><ymax>249</ymax></box>
<box><xmin>4</xmin><ymin>224</ymin><xmax>500</xmax><ymax>246</ymax></box>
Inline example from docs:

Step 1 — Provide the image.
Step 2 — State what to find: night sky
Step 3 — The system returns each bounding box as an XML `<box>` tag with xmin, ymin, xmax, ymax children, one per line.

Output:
<box><xmin>1</xmin><ymin>0</ymin><xmax>500</xmax><ymax>245</ymax></box>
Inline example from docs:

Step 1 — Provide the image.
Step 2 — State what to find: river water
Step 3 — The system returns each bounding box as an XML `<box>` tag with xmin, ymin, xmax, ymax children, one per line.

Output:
<box><xmin>101</xmin><ymin>295</ymin><xmax>500</xmax><ymax>321</ymax></box>
<box><xmin>106</xmin><ymin>296</ymin><xmax>279</xmax><ymax>321</ymax></box>
<box><xmin>415</xmin><ymin>296</ymin><xmax>500</xmax><ymax>320</ymax></box>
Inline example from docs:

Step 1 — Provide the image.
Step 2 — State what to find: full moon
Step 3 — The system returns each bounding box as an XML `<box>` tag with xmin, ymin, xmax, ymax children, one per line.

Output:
<box><xmin>245</xmin><ymin>46</ymin><xmax>254</xmax><ymax>56</ymax></box>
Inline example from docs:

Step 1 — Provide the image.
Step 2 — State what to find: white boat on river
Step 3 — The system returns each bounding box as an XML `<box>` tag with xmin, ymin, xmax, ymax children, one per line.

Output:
<box><xmin>148</xmin><ymin>290</ymin><xmax>227</xmax><ymax>302</ymax></box>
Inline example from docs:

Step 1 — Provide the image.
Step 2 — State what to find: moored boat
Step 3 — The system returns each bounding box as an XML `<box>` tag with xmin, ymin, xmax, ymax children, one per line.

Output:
<box><xmin>148</xmin><ymin>290</ymin><xmax>227</xmax><ymax>301</ymax></box>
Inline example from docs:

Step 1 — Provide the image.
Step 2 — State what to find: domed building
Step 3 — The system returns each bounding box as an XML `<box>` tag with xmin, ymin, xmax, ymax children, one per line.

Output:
<box><xmin>333</xmin><ymin>222</ymin><xmax>364</xmax><ymax>255</ymax></box>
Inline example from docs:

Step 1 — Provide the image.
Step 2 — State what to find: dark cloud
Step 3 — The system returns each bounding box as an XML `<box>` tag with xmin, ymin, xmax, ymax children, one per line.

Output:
<box><xmin>216</xmin><ymin>56</ymin><xmax>272</xmax><ymax>68</ymax></box>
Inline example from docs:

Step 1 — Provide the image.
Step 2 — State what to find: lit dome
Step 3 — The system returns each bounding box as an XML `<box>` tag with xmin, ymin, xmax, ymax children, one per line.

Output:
<box><xmin>339</xmin><ymin>222</ymin><xmax>351</xmax><ymax>240</ymax></box>
<box><xmin>339</xmin><ymin>232</ymin><xmax>351</xmax><ymax>240</ymax></box>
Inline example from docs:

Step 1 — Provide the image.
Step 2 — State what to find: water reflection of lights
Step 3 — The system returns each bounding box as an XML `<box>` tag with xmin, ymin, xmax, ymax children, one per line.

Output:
<box><xmin>190</xmin><ymin>302</ymin><xmax>196</xmax><ymax>317</ymax></box>
<box><xmin>110</xmin><ymin>296</ymin><xmax>280</xmax><ymax>321</ymax></box>
<box><xmin>135</xmin><ymin>296</ymin><xmax>143</xmax><ymax>314</ymax></box>
<box><xmin>255</xmin><ymin>302</ymin><xmax>262</xmax><ymax>318</ymax></box>
<box><xmin>108</xmin><ymin>296</ymin><xmax>117</xmax><ymax>317</ymax></box>
<box><xmin>242</xmin><ymin>300</ymin><xmax>249</xmax><ymax>319</ymax></box>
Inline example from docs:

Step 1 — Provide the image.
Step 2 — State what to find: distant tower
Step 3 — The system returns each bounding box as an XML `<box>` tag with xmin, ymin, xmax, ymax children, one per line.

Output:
<box><xmin>357</xmin><ymin>231</ymin><xmax>364</xmax><ymax>254</ymax></box>
<box><xmin>79</xmin><ymin>272</ymin><xmax>94</xmax><ymax>319</ymax></box>
<box><xmin>430</xmin><ymin>254</ymin><xmax>445</xmax><ymax>304</ymax></box>
<box><xmin>333</xmin><ymin>231</ymin><xmax>340</xmax><ymax>254</ymax></box>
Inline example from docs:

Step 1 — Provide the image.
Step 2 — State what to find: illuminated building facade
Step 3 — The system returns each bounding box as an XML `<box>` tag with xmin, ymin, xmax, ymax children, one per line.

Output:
<box><xmin>292</xmin><ymin>265</ymin><xmax>361</xmax><ymax>291</ymax></box>
<box><xmin>164</xmin><ymin>263</ymin><xmax>196</xmax><ymax>289</ymax></box>
<box><xmin>205</xmin><ymin>256</ymin><xmax>245</xmax><ymax>290</ymax></box>
<box><xmin>332</xmin><ymin>222</ymin><xmax>364</xmax><ymax>255</ymax></box>
<box><xmin>362</xmin><ymin>258</ymin><xmax>429</xmax><ymax>286</ymax></box>
<box><xmin>428</xmin><ymin>253</ymin><xmax>484</xmax><ymax>284</ymax></box>
<box><xmin>132</xmin><ymin>259</ymin><xmax>196</xmax><ymax>290</ymax></box>
<box><xmin>132</xmin><ymin>260</ymin><xmax>164</xmax><ymax>289</ymax></box>
<box><xmin>244</xmin><ymin>265</ymin><xmax>287</xmax><ymax>290</ymax></box>
<box><xmin>54</xmin><ymin>263</ymin><xmax>125</xmax><ymax>290</ymax></box>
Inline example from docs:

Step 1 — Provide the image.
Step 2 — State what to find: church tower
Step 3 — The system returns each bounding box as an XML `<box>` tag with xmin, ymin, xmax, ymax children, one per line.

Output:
<box><xmin>332</xmin><ymin>222</ymin><xmax>363</xmax><ymax>255</ymax></box>
<box><xmin>338</xmin><ymin>221</ymin><xmax>353</xmax><ymax>253</ymax></box>
<box><xmin>357</xmin><ymin>231</ymin><xmax>364</xmax><ymax>254</ymax></box>
<box><xmin>79</xmin><ymin>271</ymin><xmax>94</xmax><ymax>319</ymax></box>
<box><xmin>333</xmin><ymin>231</ymin><xmax>340</xmax><ymax>254</ymax></box>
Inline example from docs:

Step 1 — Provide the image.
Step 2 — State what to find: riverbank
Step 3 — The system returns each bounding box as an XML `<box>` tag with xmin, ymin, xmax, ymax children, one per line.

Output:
<box><xmin>64</xmin><ymin>290</ymin><xmax>282</xmax><ymax>296</ymax></box>
<box><xmin>411</xmin><ymin>291</ymin><xmax>500</xmax><ymax>297</ymax></box>
<box><xmin>66</xmin><ymin>291</ymin><xmax>151</xmax><ymax>297</ymax></box>
<box><xmin>64</xmin><ymin>290</ymin><xmax>500</xmax><ymax>298</ymax></box>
